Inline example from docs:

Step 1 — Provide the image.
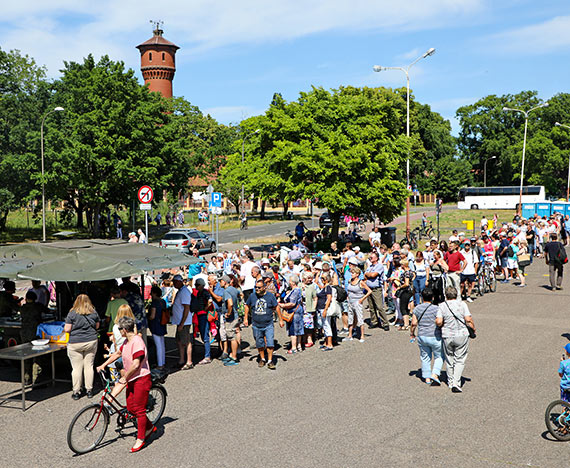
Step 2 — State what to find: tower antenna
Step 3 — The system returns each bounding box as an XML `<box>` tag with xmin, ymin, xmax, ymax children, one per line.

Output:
<box><xmin>150</xmin><ymin>20</ymin><xmax>164</xmax><ymax>35</ymax></box>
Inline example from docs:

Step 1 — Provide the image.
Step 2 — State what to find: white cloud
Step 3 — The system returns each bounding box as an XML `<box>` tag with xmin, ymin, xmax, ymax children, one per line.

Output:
<box><xmin>485</xmin><ymin>15</ymin><xmax>570</xmax><ymax>54</ymax></box>
<box><xmin>0</xmin><ymin>0</ymin><xmax>485</xmax><ymax>77</ymax></box>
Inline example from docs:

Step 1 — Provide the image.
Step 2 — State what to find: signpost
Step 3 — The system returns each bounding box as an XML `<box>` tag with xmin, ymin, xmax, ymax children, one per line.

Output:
<box><xmin>138</xmin><ymin>186</ymin><xmax>154</xmax><ymax>242</ymax></box>
<box><xmin>209</xmin><ymin>191</ymin><xmax>222</xmax><ymax>252</ymax></box>
<box><xmin>435</xmin><ymin>197</ymin><xmax>442</xmax><ymax>241</ymax></box>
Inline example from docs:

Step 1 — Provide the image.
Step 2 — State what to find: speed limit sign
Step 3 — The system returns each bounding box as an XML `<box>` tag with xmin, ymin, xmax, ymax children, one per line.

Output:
<box><xmin>138</xmin><ymin>186</ymin><xmax>154</xmax><ymax>204</ymax></box>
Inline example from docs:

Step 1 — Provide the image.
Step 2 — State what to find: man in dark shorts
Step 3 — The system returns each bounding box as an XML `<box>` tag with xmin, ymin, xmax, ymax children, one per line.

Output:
<box><xmin>245</xmin><ymin>279</ymin><xmax>283</xmax><ymax>370</ymax></box>
<box><xmin>545</xmin><ymin>233</ymin><xmax>565</xmax><ymax>290</ymax></box>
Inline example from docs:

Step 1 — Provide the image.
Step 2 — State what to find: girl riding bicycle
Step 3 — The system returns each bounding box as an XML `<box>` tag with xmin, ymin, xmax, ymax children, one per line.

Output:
<box><xmin>97</xmin><ymin>316</ymin><xmax>155</xmax><ymax>452</ymax></box>
<box><xmin>559</xmin><ymin>343</ymin><xmax>570</xmax><ymax>402</ymax></box>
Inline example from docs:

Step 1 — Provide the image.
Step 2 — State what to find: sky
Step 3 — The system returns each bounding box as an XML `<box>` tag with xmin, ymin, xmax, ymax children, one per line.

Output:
<box><xmin>1</xmin><ymin>0</ymin><xmax>569</xmax><ymax>134</ymax></box>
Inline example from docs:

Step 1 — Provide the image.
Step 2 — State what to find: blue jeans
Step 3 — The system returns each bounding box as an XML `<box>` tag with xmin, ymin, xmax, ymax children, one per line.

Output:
<box><xmin>417</xmin><ymin>335</ymin><xmax>443</xmax><ymax>379</ymax></box>
<box><xmin>197</xmin><ymin>314</ymin><xmax>211</xmax><ymax>359</ymax></box>
<box><xmin>252</xmin><ymin>323</ymin><xmax>275</xmax><ymax>349</ymax></box>
<box><xmin>528</xmin><ymin>242</ymin><xmax>534</xmax><ymax>264</ymax></box>
<box><xmin>413</xmin><ymin>276</ymin><xmax>426</xmax><ymax>306</ymax></box>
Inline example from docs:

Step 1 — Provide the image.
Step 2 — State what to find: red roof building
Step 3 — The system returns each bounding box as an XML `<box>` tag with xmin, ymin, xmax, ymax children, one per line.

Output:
<box><xmin>136</xmin><ymin>23</ymin><xmax>179</xmax><ymax>98</ymax></box>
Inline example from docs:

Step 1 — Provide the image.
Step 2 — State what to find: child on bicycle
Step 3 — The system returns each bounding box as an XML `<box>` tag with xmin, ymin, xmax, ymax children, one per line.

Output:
<box><xmin>559</xmin><ymin>343</ymin><xmax>570</xmax><ymax>402</ymax></box>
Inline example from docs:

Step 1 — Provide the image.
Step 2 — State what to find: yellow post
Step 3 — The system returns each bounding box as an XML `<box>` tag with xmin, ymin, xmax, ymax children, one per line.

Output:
<box><xmin>487</xmin><ymin>220</ymin><xmax>494</xmax><ymax>230</ymax></box>
<box><xmin>462</xmin><ymin>220</ymin><xmax>474</xmax><ymax>231</ymax></box>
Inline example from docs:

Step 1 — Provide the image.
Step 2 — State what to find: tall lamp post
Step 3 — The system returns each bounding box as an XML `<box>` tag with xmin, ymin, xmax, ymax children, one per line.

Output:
<box><xmin>240</xmin><ymin>129</ymin><xmax>260</xmax><ymax>216</ymax></box>
<box><xmin>555</xmin><ymin>122</ymin><xmax>570</xmax><ymax>201</ymax></box>
<box><xmin>503</xmin><ymin>102</ymin><xmax>548</xmax><ymax>215</ymax></box>
<box><xmin>40</xmin><ymin>106</ymin><xmax>64</xmax><ymax>242</ymax></box>
<box><xmin>373</xmin><ymin>47</ymin><xmax>435</xmax><ymax>238</ymax></box>
<box><xmin>483</xmin><ymin>156</ymin><xmax>496</xmax><ymax>187</ymax></box>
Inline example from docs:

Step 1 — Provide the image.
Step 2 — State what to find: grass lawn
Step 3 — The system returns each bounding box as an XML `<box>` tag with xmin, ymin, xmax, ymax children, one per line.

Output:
<box><xmin>0</xmin><ymin>208</ymin><xmax>305</xmax><ymax>243</ymax></box>
<box><xmin>390</xmin><ymin>208</ymin><xmax>517</xmax><ymax>240</ymax></box>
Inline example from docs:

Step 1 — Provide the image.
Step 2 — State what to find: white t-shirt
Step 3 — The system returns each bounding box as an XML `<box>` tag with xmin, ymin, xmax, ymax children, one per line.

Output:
<box><xmin>369</xmin><ymin>231</ymin><xmax>381</xmax><ymax>245</ymax></box>
<box><xmin>241</xmin><ymin>260</ymin><xmax>257</xmax><ymax>291</ymax></box>
<box><xmin>172</xmin><ymin>285</ymin><xmax>192</xmax><ymax>325</ymax></box>
<box><xmin>460</xmin><ymin>249</ymin><xmax>479</xmax><ymax>275</ymax></box>
<box><xmin>449</xmin><ymin>235</ymin><xmax>459</xmax><ymax>243</ymax></box>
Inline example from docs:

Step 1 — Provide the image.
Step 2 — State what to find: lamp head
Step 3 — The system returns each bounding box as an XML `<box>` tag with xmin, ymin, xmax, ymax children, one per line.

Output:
<box><xmin>254</xmin><ymin>129</ymin><xmax>260</xmax><ymax>133</ymax></box>
<box><xmin>423</xmin><ymin>48</ymin><xmax>436</xmax><ymax>58</ymax></box>
<box><xmin>556</xmin><ymin>122</ymin><xmax>562</xmax><ymax>127</ymax></box>
<box><xmin>502</xmin><ymin>107</ymin><xmax>511</xmax><ymax>112</ymax></box>
<box><xmin>542</xmin><ymin>102</ymin><xmax>549</xmax><ymax>108</ymax></box>
<box><xmin>372</xmin><ymin>65</ymin><xmax>383</xmax><ymax>72</ymax></box>
<box><xmin>54</xmin><ymin>107</ymin><xmax>64</xmax><ymax>112</ymax></box>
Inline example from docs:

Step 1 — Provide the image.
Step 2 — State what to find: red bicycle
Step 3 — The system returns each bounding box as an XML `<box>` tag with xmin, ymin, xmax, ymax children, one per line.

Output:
<box><xmin>67</xmin><ymin>370</ymin><xmax>167</xmax><ymax>454</ymax></box>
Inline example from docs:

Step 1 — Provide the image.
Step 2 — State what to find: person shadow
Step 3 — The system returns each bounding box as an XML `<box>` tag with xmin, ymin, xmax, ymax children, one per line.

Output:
<box><xmin>561</xmin><ymin>333</ymin><xmax>570</xmax><ymax>342</ymax></box>
<box><xmin>408</xmin><ymin>368</ymin><xmax>472</xmax><ymax>387</ymax></box>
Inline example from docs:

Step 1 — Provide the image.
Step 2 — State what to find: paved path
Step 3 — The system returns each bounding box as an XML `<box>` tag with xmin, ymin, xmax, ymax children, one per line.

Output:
<box><xmin>1</xmin><ymin>258</ymin><xmax>568</xmax><ymax>467</ymax></box>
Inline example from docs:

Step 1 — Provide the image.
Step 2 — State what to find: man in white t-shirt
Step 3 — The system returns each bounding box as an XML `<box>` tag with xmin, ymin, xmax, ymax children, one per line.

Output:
<box><xmin>459</xmin><ymin>242</ymin><xmax>479</xmax><ymax>302</ymax></box>
<box><xmin>369</xmin><ymin>226</ymin><xmax>382</xmax><ymax>247</ymax></box>
<box><xmin>172</xmin><ymin>274</ymin><xmax>193</xmax><ymax>369</ymax></box>
<box><xmin>240</xmin><ymin>256</ymin><xmax>257</xmax><ymax>302</ymax></box>
<box><xmin>449</xmin><ymin>230</ymin><xmax>459</xmax><ymax>243</ymax></box>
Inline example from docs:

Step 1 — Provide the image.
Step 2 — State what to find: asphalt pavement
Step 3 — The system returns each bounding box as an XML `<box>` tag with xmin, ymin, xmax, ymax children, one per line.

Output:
<box><xmin>0</xmin><ymin>257</ymin><xmax>569</xmax><ymax>467</ymax></box>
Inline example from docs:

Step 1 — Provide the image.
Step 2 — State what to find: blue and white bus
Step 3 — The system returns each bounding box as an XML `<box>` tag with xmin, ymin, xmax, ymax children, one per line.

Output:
<box><xmin>457</xmin><ymin>186</ymin><xmax>546</xmax><ymax>210</ymax></box>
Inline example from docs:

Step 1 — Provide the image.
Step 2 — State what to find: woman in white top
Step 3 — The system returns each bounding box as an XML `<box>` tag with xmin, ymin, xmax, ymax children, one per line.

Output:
<box><xmin>412</xmin><ymin>250</ymin><xmax>429</xmax><ymax>306</ymax></box>
<box><xmin>435</xmin><ymin>286</ymin><xmax>476</xmax><ymax>393</ymax></box>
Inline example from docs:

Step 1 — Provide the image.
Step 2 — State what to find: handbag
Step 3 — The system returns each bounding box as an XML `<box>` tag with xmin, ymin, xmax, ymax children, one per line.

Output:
<box><xmin>327</xmin><ymin>287</ymin><xmax>342</xmax><ymax>318</ymax></box>
<box><xmin>517</xmin><ymin>253</ymin><xmax>531</xmax><ymax>268</ymax></box>
<box><xmin>444</xmin><ymin>301</ymin><xmax>476</xmax><ymax>339</ymax></box>
<box><xmin>281</xmin><ymin>288</ymin><xmax>300</xmax><ymax>323</ymax></box>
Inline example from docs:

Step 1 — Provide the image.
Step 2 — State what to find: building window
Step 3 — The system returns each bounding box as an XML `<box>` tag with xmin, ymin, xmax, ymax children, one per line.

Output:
<box><xmin>162</xmin><ymin>52</ymin><xmax>165</xmax><ymax>61</ymax></box>
<box><xmin>149</xmin><ymin>52</ymin><xmax>152</xmax><ymax>61</ymax></box>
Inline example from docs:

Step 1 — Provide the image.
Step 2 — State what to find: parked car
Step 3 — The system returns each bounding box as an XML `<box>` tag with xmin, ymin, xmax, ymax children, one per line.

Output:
<box><xmin>159</xmin><ymin>228</ymin><xmax>216</xmax><ymax>254</ymax></box>
<box><xmin>318</xmin><ymin>212</ymin><xmax>347</xmax><ymax>229</ymax></box>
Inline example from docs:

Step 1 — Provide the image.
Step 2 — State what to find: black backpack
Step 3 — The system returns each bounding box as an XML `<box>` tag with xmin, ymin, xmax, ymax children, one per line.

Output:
<box><xmin>556</xmin><ymin>243</ymin><xmax>569</xmax><ymax>265</ymax></box>
<box><xmin>507</xmin><ymin>245</ymin><xmax>514</xmax><ymax>257</ymax></box>
<box><xmin>332</xmin><ymin>285</ymin><xmax>348</xmax><ymax>303</ymax></box>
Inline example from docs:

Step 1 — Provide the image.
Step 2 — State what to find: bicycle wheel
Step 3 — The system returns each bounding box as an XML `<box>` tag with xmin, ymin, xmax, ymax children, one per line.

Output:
<box><xmin>146</xmin><ymin>385</ymin><xmax>167</xmax><ymax>426</ymax></box>
<box><xmin>488</xmin><ymin>271</ymin><xmax>497</xmax><ymax>292</ymax></box>
<box><xmin>412</xmin><ymin>227</ymin><xmax>421</xmax><ymax>240</ymax></box>
<box><xmin>67</xmin><ymin>403</ymin><xmax>109</xmax><ymax>455</ymax></box>
<box><xmin>426</xmin><ymin>227</ymin><xmax>434</xmax><ymax>238</ymax></box>
<box><xmin>545</xmin><ymin>400</ymin><xmax>570</xmax><ymax>441</ymax></box>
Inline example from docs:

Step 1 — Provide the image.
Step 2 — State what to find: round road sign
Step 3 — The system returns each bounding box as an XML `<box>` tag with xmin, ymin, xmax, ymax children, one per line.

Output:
<box><xmin>138</xmin><ymin>186</ymin><xmax>154</xmax><ymax>204</ymax></box>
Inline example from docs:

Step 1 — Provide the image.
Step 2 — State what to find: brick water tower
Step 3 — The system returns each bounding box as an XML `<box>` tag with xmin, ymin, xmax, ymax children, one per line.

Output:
<box><xmin>136</xmin><ymin>21</ymin><xmax>179</xmax><ymax>97</ymax></box>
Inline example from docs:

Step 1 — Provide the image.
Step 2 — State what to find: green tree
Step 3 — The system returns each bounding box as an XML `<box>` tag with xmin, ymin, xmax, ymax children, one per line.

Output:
<box><xmin>0</xmin><ymin>47</ymin><xmax>49</xmax><ymax>230</ymax></box>
<box><xmin>232</xmin><ymin>86</ymin><xmax>410</xmax><ymax>238</ymax></box>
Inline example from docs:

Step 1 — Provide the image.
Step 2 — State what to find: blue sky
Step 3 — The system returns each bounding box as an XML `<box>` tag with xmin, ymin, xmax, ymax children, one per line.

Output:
<box><xmin>2</xmin><ymin>0</ymin><xmax>569</xmax><ymax>133</ymax></box>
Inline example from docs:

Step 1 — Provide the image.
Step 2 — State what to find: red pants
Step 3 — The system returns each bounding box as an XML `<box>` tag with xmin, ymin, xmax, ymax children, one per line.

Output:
<box><xmin>126</xmin><ymin>373</ymin><xmax>152</xmax><ymax>440</ymax></box>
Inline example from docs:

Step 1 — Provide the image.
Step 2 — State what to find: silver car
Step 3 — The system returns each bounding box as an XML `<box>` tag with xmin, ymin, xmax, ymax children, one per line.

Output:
<box><xmin>159</xmin><ymin>229</ymin><xmax>216</xmax><ymax>254</ymax></box>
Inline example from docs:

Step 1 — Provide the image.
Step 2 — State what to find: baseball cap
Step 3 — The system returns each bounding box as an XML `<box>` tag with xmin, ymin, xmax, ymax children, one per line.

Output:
<box><xmin>262</xmin><ymin>271</ymin><xmax>274</xmax><ymax>279</ymax></box>
<box><xmin>173</xmin><ymin>274</ymin><xmax>183</xmax><ymax>282</ymax></box>
<box><xmin>348</xmin><ymin>257</ymin><xmax>359</xmax><ymax>265</ymax></box>
<box><xmin>565</xmin><ymin>343</ymin><xmax>570</xmax><ymax>355</ymax></box>
<box><xmin>261</xmin><ymin>258</ymin><xmax>270</xmax><ymax>264</ymax></box>
<box><xmin>243</xmin><ymin>245</ymin><xmax>250</xmax><ymax>250</ymax></box>
<box><xmin>314</xmin><ymin>262</ymin><xmax>323</xmax><ymax>270</ymax></box>
<box><xmin>221</xmin><ymin>274</ymin><xmax>231</xmax><ymax>283</ymax></box>
<box><xmin>458</xmin><ymin>232</ymin><xmax>465</xmax><ymax>237</ymax></box>
<box><xmin>195</xmin><ymin>278</ymin><xmax>206</xmax><ymax>287</ymax></box>
<box><xmin>353</xmin><ymin>246</ymin><xmax>361</xmax><ymax>252</ymax></box>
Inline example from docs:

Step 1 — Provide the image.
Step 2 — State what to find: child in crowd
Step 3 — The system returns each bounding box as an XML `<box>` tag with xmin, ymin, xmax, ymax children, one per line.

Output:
<box><xmin>559</xmin><ymin>343</ymin><xmax>570</xmax><ymax>402</ymax></box>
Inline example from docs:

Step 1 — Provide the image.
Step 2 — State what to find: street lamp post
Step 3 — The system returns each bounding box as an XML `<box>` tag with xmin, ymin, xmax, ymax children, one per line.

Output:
<box><xmin>373</xmin><ymin>47</ymin><xmax>435</xmax><ymax>238</ymax></box>
<box><xmin>555</xmin><ymin>122</ymin><xmax>570</xmax><ymax>201</ymax></box>
<box><xmin>40</xmin><ymin>106</ymin><xmax>64</xmax><ymax>242</ymax></box>
<box><xmin>483</xmin><ymin>156</ymin><xmax>496</xmax><ymax>187</ymax></box>
<box><xmin>503</xmin><ymin>102</ymin><xmax>548</xmax><ymax>215</ymax></box>
<box><xmin>240</xmin><ymin>129</ymin><xmax>260</xmax><ymax>216</ymax></box>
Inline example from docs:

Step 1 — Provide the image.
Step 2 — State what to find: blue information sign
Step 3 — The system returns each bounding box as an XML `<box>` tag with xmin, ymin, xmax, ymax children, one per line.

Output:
<box><xmin>211</xmin><ymin>192</ymin><xmax>222</xmax><ymax>208</ymax></box>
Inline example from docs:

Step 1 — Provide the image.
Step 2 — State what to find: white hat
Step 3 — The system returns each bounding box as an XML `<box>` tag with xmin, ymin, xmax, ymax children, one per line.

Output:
<box><xmin>314</xmin><ymin>262</ymin><xmax>323</xmax><ymax>270</ymax></box>
<box><xmin>261</xmin><ymin>258</ymin><xmax>270</xmax><ymax>264</ymax></box>
<box><xmin>243</xmin><ymin>245</ymin><xmax>250</xmax><ymax>250</ymax></box>
<box><xmin>353</xmin><ymin>246</ymin><xmax>361</xmax><ymax>252</ymax></box>
<box><xmin>348</xmin><ymin>257</ymin><xmax>359</xmax><ymax>265</ymax></box>
<box><xmin>458</xmin><ymin>232</ymin><xmax>465</xmax><ymax>237</ymax></box>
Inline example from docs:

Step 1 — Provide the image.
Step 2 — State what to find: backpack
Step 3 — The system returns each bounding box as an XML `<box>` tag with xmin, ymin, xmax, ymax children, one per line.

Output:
<box><xmin>556</xmin><ymin>244</ymin><xmax>569</xmax><ymax>265</ymax></box>
<box><xmin>332</xmin><ymin>285</ymin><xmax>348</xmax><ymax>303</ymax></box>
<box><xmin>507</xmin><ymin>245</ymin><xmax>514</xmax><ymax>257</ymax></box>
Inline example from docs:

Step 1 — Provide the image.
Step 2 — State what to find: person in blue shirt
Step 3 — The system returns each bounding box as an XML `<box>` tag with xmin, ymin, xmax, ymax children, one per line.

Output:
<box><xmin>245</xmin><ymin>279</ymin><xmax>283</xmax><ymax>369</ymax></box>
<box><xmin>559</xmin><ymin>343</ymin><xmax>570</xmax><ymax>402</ymax></box>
